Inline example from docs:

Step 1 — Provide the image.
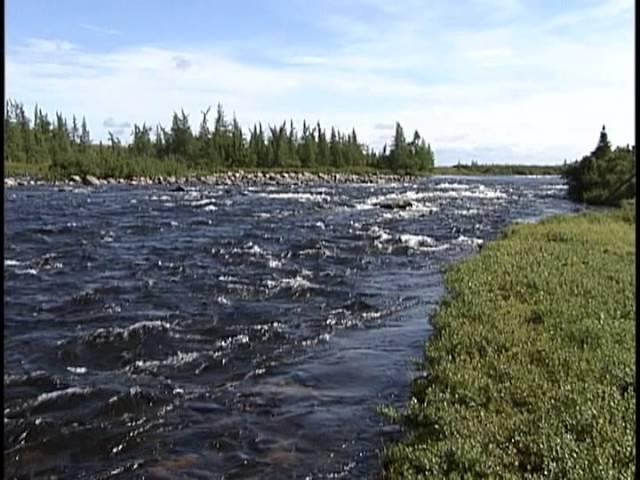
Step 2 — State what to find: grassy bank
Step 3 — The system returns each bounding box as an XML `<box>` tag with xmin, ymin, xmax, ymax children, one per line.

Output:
<box><xmin>4</xmin><ymin>161</ymin><xmax>54</xmax><ymax>178</ymax></box>
<box><xmin>383</xmin><ymin>201</ymin><xmax>635</xmax><ymax>479</ymax></box>
<box><xmin>434</xmin><ymin>164</ymin><xmax>564</xmax><ymax>176</ymax></box>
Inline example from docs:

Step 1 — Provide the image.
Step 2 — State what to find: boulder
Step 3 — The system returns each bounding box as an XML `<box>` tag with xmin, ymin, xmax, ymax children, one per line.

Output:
<box><xmin>70</xmin><ymin>175</ymin><xmax>82</xmax><ymax>184</ymax></box>
<box><xmin>376</xmin><ymin>199</ymin><xmax>414</xmax><ymax>210</ymax></box>
<box><xmin>83</xmin><ymin>175</ymin><xmax>101</xmax><ymax>186</ymax></box>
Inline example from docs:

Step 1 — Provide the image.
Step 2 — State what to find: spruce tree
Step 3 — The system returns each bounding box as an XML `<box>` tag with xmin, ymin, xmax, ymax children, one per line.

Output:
<box><xmin>389</xmin><ymin>122</ymin><xmax>409</xmax><ymax>171</ymax></box>
<box><xmin>80</xmin><ymin>117</ymin><xmax>91</xmax><ymax>146</ymax></box>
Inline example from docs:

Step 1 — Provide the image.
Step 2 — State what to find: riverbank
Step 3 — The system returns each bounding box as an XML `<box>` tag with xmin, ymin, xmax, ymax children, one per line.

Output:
<box><xmin>433</xmin><ymin>165</ymin><xmax>563</xmax><ymax>176</ymax></box>
<box><xmin>383</xmin><ymin>200</ymin><xmax>635</xmax><ymax>478</ymax></box>
<box><xmin>3</xmin><ymin>170</ymin><xmax>564</xmax><ymax>189</ymax></box>
<box><xmin>3</xmin><ymin>171</ymin><xmax>420</xmax><ymax>188</ymax></box>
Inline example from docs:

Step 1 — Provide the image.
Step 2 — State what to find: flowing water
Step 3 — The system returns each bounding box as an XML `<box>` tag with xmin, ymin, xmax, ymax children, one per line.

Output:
<box><xmin>4</xmin><ymin>175</ymin><xmax>575</xmax><ymax>479</ymax></box>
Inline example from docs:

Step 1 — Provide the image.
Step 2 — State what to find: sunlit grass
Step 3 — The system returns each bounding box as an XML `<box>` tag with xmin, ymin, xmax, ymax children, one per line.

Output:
<box><xmin>383</xmin><ymin>206</ymin><xmax>635</xmax><ymax>479</ymax></box>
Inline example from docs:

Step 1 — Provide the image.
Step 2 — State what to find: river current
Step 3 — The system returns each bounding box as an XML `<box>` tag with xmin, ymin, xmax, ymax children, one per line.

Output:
<box><xmin>4</xmin><ymin>175</ymin><xmax>575</xmax><ymax>478</ymax></box>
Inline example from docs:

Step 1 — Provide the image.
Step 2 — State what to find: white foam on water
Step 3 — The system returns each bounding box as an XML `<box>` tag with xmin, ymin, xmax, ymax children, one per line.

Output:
<box><xmin>454</xmin><ymin>208</ymin><xmax>481</xmax><ymax>216</ymax></box>
<box><xmin>218</xmin><ymin>275</ymin><xmax>239</xmax><ymax>282</ymax></box>
<box><xmin>67</xmin><ymin>366</ymin><xmax>88</xmax><ymax>374</ymax></box>
<box><xmin>5</xmin><ymin>259</ymin><xmax>22</xmax><ymax>267</ymax></box>
<box><xmin>352</xmin><ymin>202</ymin><xmax>375</xmax><ymax>210</ymax></box>
<box><xmin>232</xmin><ymin>242</ymin><xmax>266</xmax><ymax>257</ymax></box>
<box><xmin>381</xmin><ymin>205</ymin><xmax>438</xmax><ymax>219</ymax></box>
<box><xmin>302</xmin><ymin>333</ymin><xmax>332</xmax><ymax>346</ymax></box>
<box><xmin>267</xmin><ymin>257</ymin><xmax>284</xmax><ymax>269</ymax></box>
<box><xmin>133</xmin><ymin>351</ymin><xmax>204</xmax><ymax>371</ymax></box>
<box><xmin>216</xmin><ymin>295</ymin><xmax>231</xmax><ymax>305</ymax></box>
<box><xmin>434</xmin><ymin>182</ymin><xmax>471</xmax><ymax>190</ymax></box>
<box><xmin>184</xmin><ymin>192</ymin><xmax>200</xmax><ymax>201</ymax></box>
<box><xmin>190</xmin><ymin>198</ymin><xmax>217</xmax><ymax>207</ymax></box>
<box><xmin>251</xmin><ymin>322</ymin><xmax>285</xmax><ymax>335</ymax></box>
<box><xmin>422</xmin><ymin>243</ymin><xmax>450</xmax><ymax>252</ymax></box>
<box><xmin>266</xmin><ymin>275</ymin><xmax>318</xmax><ymax>292</ymax></box>
<box><xmin>367</xmin><ymin>226</ymin><xmax>392</xmax><ymax>243</ymax></box>
<box><xmin>216</xmin><ymin>334</ymin><xmax>250</xmax><ymax>349</ymax></box>
<box><xmin>454</xmin><ymin>235</ymin><xmax>484</xmax><ymax>246</ymax></box>
<box><xmin>300</xmin><ymin>268</ymin><xmax>313</xmax><ymax>278</ymax></box>
<box><xmin>361</xmin><ymin>310</ymin><xmax>384</xmax><ymax>320</ymax></box>
<box><xmin>256</xmin><ymin>192</ymin><xmax>330</xmax><ymax>202</ymax></box>
<box><xmin>15</xmin><ymin>268</ymin><xmax>38</xmax><ymax>275</ymax></box>
<box><xmin>398</xmin><ymin>233</ymin><xmax>436</xmax><ymax>249</ymax></box>
<box><xmin>88</xmin><ymin>320</ymin><xmax>172</xmax><ymax>342</ymax></box>
<box><xmin>32</xmin><ymin>387</ymin><xmax>93</xmax><ymax>407</ymax></box>
<box><xmin>446</xmin><ymin>186</ymin><xmax>507</xmax><ymax>199</ymax></box>
<box><xmin>365</xmin><ymin>190</ymin><xmax>431</xmax><ymax>205</ymax></box>
<box><xmin>203</xmin><ymin>205</ymin><xmax>217</xmax><ymax>211</ymax></box>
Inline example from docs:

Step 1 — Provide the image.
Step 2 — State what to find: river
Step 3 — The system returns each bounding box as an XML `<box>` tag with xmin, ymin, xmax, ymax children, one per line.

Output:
<box><xmin>4</xmin><ymin>175</ymin><xmax>575</xmax><ymax>478</ymax></box>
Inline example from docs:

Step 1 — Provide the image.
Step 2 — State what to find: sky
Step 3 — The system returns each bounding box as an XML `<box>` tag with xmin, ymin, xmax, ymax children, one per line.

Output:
<box><xmin>5</xmin><ymin>0</ymin><xmax>635</xmax><ymax>165</ymax></box>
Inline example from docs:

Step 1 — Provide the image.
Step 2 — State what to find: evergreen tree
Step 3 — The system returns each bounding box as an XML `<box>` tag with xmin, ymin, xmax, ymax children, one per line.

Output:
<box><xmin>131</xmin><ymin>123</ymin><xmax>153</xmax><ymax>157</ymax></box>
<box><xmin>3</xmin><ymin>96</ymin><xmax>437</xmax><ymax>178</ymax></box>
<box><xmin>316</xmin><ymin>123</ymin><xmax>330</xmax><ymax>166</ymax></box>
<box><xmin>594</xmin><ymin>125</ymin><xmax>611</xmax><ymax>160</ymax></box>
<box><xmin>329</xmin><ymin>127</ymin><xmax>343</xmax><ymax>168</ymax></box>
<box><xmin>197</xmin><ymin>107</ymin><xmax>212</xmax><ymax>164</ymax></box>
<box><xmin>563</xmin><ymin>126</ymin><xmax>635</xmax><ymax>205</ymax></box>
<box><xmin>71</xmin><ymin>115</ymin><xmax>79</xmax><ymax>144</ymax></box>
<box><xmin>80</xmin><ymin>117</ymin><xmax>91</xmax><ymax>146</ymax></box>
<box><xmin>153</xmin><ymin>125</ymin><xmax>165</xmax><ymax>157</ymax></box>
<box><xmin>299</xmin><ymin>120</ymin><xmax>317</xmax><ymax>167</ymax></box>
<box><xmin>389</xmin><ymin>122</ymin><xmax>409</xmax><ymax>171</ymax></box>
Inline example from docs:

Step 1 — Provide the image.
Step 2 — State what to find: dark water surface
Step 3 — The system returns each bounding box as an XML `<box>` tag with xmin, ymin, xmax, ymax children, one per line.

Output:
<box><xmin>4</xmin><ymin>176</ymin><xmax>575</xmax><ymax>478</ymax></box>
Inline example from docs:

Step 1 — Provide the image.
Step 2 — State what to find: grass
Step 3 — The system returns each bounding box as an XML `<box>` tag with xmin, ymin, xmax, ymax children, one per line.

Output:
<box><xmin>4</xmin><ymin>161</ymin><xmax>53</xmax><ymax>178</ymax></box>
<box><xmin>382</xmin><ymin>204</ymin><xmax>635</xmax><ymax>479</ymax></box>
<box><xmin>434</xmin><ymin>165</ymin><xmax>564</xmax><ymax>176</ymax></box>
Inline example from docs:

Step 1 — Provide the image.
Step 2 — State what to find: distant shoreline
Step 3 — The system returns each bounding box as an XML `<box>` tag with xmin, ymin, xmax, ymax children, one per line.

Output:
<box><xmin>3</xmin><ymin>165</ymin><xmax>564</xmax><ymax>188</ymax></box>
<box><xmin>4</xmin><ymin>171</ymin><xmax>419</xmax><ymax>188</ymax></box>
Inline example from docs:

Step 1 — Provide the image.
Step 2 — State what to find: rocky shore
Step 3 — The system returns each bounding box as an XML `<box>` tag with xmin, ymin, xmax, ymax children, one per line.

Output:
<box><xmin>4</xmin><ymin>171</ymin><xmax>420</xmax><ymax>188</ymax></box>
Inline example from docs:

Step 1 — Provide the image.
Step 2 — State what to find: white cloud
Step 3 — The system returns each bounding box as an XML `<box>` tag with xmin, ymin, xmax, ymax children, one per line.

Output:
<box><xmin>545</xmin><ymin>0</ymin><xmax>634</xmax><ymax>28</ymax></box>
<box><xmin>80</xmin><ymin>23</ymin><xmax>123</xmax><ymax>36</ymax></box>
<box><xmin>6</xmin><ymin>0</ymin><xmax>634</xmax><ymax>165</ymax></box>
<box><xmin>283</xmin><ymin>56</ymin><xmax>330</xmax><ymax>66</ymax></box>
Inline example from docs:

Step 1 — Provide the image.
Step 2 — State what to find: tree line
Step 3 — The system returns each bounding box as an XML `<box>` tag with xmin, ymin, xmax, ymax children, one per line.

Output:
<box><xmin>4</xmin><ymin>99</ymin><xmax>435</xmax><ymax>178</ymax></box>
<box><xmin>563</xmin><ymin>126</ymin><xmax>635</xmax><ymax>206</ymax></box>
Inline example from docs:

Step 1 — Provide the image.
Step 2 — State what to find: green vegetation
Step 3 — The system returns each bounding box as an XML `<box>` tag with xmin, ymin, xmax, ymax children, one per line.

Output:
<box><xmin>4</xmin><ymin>99</ymin><xmax>434</xmax><ymax>179</ymax></box>
<box><xmin>434</xmin><ymin>163</ymin><xmax>564</xmax><ymax>176</ymax></box>
<box><xmin>383</xmin><ymin>206</ymin><xmax>635</xmax><ymax>479</ymax></box>
<box><xmin>563</xmin><ymin>126</ymin><xmax>635</xmax><ymax>206</ymax></box>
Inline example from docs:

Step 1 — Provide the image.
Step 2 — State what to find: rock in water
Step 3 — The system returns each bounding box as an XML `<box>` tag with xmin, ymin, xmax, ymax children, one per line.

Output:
<box><xmin>69</xmin><ymin>175</ymin><xmax>82</xmax><ymax>184</ymax></box>
<box><xmin>376</xmin><ymin>199</ymin><xmax>414</xmax><ymax>210</ymax></box>
<box><xmin>170</xmin><ymin>185</ymin><xmax>187</xmax><ymax>192</ymax></box>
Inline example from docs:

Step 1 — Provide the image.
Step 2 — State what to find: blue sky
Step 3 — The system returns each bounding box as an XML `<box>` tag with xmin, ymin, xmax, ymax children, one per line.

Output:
<box><xmin>6</xmin><ymin>0</ymin><xmax>634</xmax><ymax>165</ymax></box>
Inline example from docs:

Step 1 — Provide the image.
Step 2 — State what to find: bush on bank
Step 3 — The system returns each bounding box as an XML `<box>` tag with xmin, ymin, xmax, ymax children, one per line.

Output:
<box><xmin>383</xmin><ymin>207</ymin><xmax>635</xmax><ymax>479</ymax></box>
